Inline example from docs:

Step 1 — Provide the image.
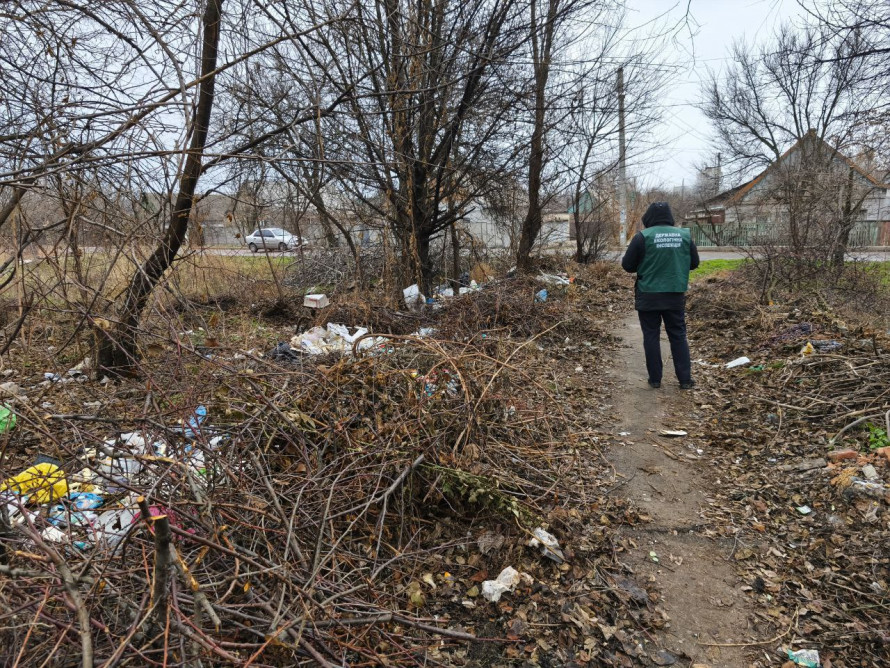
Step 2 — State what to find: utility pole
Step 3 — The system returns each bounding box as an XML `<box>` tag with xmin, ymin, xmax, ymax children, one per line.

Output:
<box><xmin>617</xmin><ymin>66</ymin><xmax>627</xmax><ymax>246</ymax></box>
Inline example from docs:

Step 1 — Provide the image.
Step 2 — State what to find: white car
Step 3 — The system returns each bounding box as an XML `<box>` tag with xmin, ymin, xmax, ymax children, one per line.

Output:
<box><xmin>244</xmin><ymin>227</ymin><xmax>302</xmax><ymax>252</ymax></box>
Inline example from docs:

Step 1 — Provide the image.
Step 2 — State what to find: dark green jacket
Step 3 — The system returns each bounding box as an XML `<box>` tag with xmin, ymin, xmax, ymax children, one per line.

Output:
<box><xmin>638</xmin><ymin>226</ymin><xmax>693</xmax><ymax>293</ymax></box>
<box><xmin>621</xmin><ymin>224</ymin><xmax>700</xmax><ymax>311</ymax></box>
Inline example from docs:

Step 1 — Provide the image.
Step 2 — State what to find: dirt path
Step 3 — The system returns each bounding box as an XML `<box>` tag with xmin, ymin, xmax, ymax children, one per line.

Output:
<box><xmin>608</xmin><ymin>312</ymin><xmax>760</xmax><ymax>667</ymax></box>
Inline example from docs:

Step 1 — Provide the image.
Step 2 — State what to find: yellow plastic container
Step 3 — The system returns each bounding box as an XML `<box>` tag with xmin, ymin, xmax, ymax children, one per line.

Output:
<box><xmin>1</xmin><ymin>463</ymin><xmax>68</xmax><ymax>504</ymax></box>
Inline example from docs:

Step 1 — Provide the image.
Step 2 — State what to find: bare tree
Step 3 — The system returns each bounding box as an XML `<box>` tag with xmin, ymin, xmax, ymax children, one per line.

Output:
<box><xmin>516</xmin><ymin>0</ymin><xmax>564</xmax><ymax>272</ymax></box>
<box><xmin>312</xmin><ymin>0</ymin><xmax>534</xmax><ymax>292</ymax></box>
<box><xmin>96</xmin><ymin>0</ymin><xmax>225</xmax><ymax>373</ymax></box>
<box><xmin>701</xmin><ymin>20</ymin><xmax>886</xmax><ymax>264</ymax></box>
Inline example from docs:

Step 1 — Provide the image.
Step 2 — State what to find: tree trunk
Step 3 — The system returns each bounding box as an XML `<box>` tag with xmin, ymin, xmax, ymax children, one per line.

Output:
<box><xmin>415</xmin><ymin>227</ymin><xmax>433</xmax><ymax>296</ymax></box>
<box><xmin>449</xmin><ymin>222</ymin><xmax>461</xmax><ymax>288</ymax></box>
<box><xmin>572</xmin><ymin>140</ymin><xmax>592</xmax><ymax>264</ymax></box>
<box><xmin>97</xmin><ymin>0</ymin><xmax>223</xmax><ymax>376</ymax></box>
<box><xmin>832</xmin><ymin>166</ymin><xmax>857</xmax><ymax>268</ymax></box>
<box><xmin>516</xmin><ymin>0</ymin><xmax>559</xmax><ymax>273</ymax></box>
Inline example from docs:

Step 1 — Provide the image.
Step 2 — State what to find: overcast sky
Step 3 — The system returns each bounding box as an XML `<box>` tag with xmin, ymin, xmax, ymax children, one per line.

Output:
<box><xmin>624</xmin><ymin>0</ymin><xmax>809</xmax><ymax>190</ymax></box>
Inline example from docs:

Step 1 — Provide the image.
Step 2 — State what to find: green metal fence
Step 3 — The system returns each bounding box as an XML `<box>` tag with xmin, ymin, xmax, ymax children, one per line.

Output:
<box><xmin>685</xmin><ymin>223</ymin><xmax>773</xmax><ymax>247</ymax></box>
<box><xmin>686</xmin><ymin>221</ymin><xmax>881</xmax><ymax>247</ymax></box>
<box><xmin>848</xmin><ymin>222</ymin><xmax>880</xmax><ymax>246</ymax></box>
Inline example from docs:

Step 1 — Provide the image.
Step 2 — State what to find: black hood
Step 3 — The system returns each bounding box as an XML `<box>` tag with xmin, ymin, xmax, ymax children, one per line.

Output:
<box><xmin>642</xmin><ymin>202</ymin><xmax>675</xmax><ymax>228</ymax></box>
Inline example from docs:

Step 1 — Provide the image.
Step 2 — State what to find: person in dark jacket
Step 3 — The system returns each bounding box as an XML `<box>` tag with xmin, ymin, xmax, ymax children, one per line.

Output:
<box><xmin>621</xmin><ymin>201</ymin><xmax>700</xmax><ymax>389</ymax></box>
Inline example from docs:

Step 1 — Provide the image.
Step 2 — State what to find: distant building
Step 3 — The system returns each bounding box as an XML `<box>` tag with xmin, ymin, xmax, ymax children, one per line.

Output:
<box><xmin>685</xmin><ymin>131</ymin><xmax>890</xmax><ymax>247</ymax></box>
<box><xmin>696</xmin><ymin>164</ymin><xmax>722</xmax><ymax>199</ymax></box>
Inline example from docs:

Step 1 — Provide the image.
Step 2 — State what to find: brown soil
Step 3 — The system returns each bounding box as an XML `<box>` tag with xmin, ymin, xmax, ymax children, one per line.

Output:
<box><xmin>608</xmin><ymin>312</ymin><xmax>764</xmax><ymax>667</ymax></box>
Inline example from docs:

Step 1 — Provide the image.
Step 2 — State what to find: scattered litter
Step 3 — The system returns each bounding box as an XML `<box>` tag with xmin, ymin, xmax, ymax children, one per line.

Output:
<box><xmin>90</xmin><ymin>499</ymin><xmax>141</xmax><ymax>549</ymax></box>
<box><xmin>786</xmin><ymin>648</ymin><xmax>820</xmax><ymax>667</ymax></box>
<box><xmin>303</xmin><ymin>293</ymin><xmax>330</xmax><ymax>309</ymax></box>
<box><xmin>796</xmin><ymin>505</ymin><xmax>812</xmax><ymax>515</ymax></box>
<box><xmin>1</xmin><ymin>463</ymin><xmax>68</xmax><ymax>504</ymax></box>
<box><xmin>95</xmin><ymin>456</ymin><xmax>142</xmax><ymax>493</ymax></box>
<box><xmin>327</xmin><ymin>323</ymin><xmax>368</xmax><ymax>344</ymax></box>
<box><xmin>403</xmin><ymin>284</ymin><xmax>425</xmax><ymax>309</ymax></box>
<box><xmin>725</xmin><ymin>356</ymin><xmax>751</xmax><ymax>368</ymax></box>
<box><xmin>844</xmin><ymin>478</ymin><xmax>888</xmax><ymax>500</ymax></box>
<box><xmin>291</xmin><ymin>323</ymin><xmax>387</xmax><ymax>356</ymax></box>
<box><xmin>619</xmin><ymin>431</ymin><xmax>631</xmax><ymax>436</ymax></box>
<box><xmin>527</xmin><ymin>527</ymin><xmax>565</xmax><ymax>563</ymax></box>
<box><xmin>41</xmin><ymin>523</ymin><xmax>70</xmax><ymax>543</ymax></box>
<box><xmin>0</xmin><ymin>404</ymin><xmax>15</xmax><ymax>432</ymax></box>
<box><xmin>481</xmin><ymin>566</ymin><xmax>521</xmax><ymax>602</ymax></box>
<box><xmin>68</xmin><ymin>467</ymin><xmax>101</xmax><ymax>494</ymax></box>
<box><xmin>812</xmin><ymin>340</ymin><xmax>842</xmax><ymax>352</ymax></box>
<box><xmin>43</xmin><ymin>372</ymin><xmax>62</xmax><ymax>382</ymax></box>
<box><xmin>66</xmin><ymin>492</ymin><xmax>104</xmax><ymax>512</ymax></box>
<box><xmin>68</xmin><ymin>356</ymin><xmax>92</xmax><ymax>375</ymax></box>
<box><xmin>178</xmin><ymin>405</ymin><xmax>208</xmax><ymax>439</ymax></box>
<box><xmin>1</xmin><ymin>491</ymin><xmax>25</xmax><ymax>523</ymax></box>
<box><xmin>800</xmin><ymin>342</ymin><xmax>815</xmax><ymax>356</ymax></box>
<box><xmin>266</xmin><ymin>341</ymin><xmax>302</xmax><ymax>363</ymax></box>
<box><xmin>659</xmin><ymin>429</ymin><xmax>687</xmax><ymax>437</ymax></box>
<box><xmin>538</xmin><ymin>272</ymin><xmax>571</xmax><ymax>285</ymax></box>
<box><xmin>416</xmin><ymin>368</ymin><xmax>460</xmax><ymax>397</ymax></box>
<box><xmin>534</xmin><ymin>289</ymin><xmax>548</xmax><ymax>303</ymax></box>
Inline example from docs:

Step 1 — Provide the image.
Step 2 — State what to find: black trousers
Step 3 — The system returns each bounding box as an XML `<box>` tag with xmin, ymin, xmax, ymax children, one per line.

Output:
<box><xmin>637</xmin><ymin>309</ymin><xmax>692</xmax><ymax>384</ymax></box>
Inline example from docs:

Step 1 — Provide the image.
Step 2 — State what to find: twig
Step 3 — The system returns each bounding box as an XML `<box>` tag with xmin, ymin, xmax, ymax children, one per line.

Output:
<box><xmin>248</xmin><ymin>451</ymin><xmax>308</xmax><ymax>569</ymax></box>
<box><xmin>298</xmin><ymin>638</ymin><xmax>340</xmax><ymax>668</ymax></box>
<box><xmin>828</xmin><ymin>413</ymin><xmax>887</xmax><ymax>447</ymax></box>
<box><xmin>137</xmin><ymin>497</ymin><xmax>172</xmax><ymax>629</ymax></box>
<box><xmin>23</xmin><ymin>528</ymin><xmax>94</xmax><ymax>668</ymax></box>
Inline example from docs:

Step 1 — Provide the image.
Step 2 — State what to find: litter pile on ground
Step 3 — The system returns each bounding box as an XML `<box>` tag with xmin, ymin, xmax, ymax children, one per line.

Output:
<box><xmin>0</xmin><ymin>262</ymin><xmax>663</xmax><ymax>666</ymax></box>
<box><xmin>685</xmin><ymin>273</ymin><xmax>890</xmax><ymax>667</ymax></box>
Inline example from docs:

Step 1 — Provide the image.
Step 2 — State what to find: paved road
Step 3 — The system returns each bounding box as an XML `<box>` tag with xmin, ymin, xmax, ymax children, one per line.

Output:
<box><xmin>195</xmin><ymin>246</ymin><xmax>890</xmax><ymax>261</ymax></box>
<box><xmin>606</xmin><ymin>248</ymin><xmax>890</xmax><ymax>262</ymax></box>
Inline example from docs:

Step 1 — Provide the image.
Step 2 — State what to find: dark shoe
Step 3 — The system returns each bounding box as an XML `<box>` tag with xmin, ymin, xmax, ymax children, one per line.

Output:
<box><xmin>679</xmin><ymin>380</ymin><xmax>695</xmax><ymax>390</ymax></box>
<box><xmin>648</xmin><ymin>380</ymin><xmax>661</xmax><ymax>389</ymax></box>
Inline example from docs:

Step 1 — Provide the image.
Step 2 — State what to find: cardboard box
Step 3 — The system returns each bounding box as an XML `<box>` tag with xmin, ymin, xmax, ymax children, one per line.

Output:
<box><xmin>303</xmin><ymin>294</ymin><xmax>330</xmax><ymax>309</ymax></box>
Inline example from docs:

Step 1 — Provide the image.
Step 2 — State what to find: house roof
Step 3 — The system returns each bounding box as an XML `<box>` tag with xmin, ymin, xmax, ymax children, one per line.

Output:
<box><xmin>695</xmin><ymin>181</ymin><xmax>753</xmax><ymax>210</ymax></box>
<box><xmin>693</xmin><ymin>130</ymin><xmax>890</xmax><ymax>212</ymax></box>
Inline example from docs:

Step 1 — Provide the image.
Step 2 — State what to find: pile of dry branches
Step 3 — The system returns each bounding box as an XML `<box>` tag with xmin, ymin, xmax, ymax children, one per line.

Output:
<box><xmin>686</xmin><ymin>274</ymin><xmax>890</xmax><ymax>666</ymax></box>
<box><xmin>0</xmin><ymin>270</ymin><xmax>615</xmax><ymax>666</ymax></box>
